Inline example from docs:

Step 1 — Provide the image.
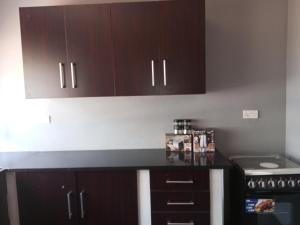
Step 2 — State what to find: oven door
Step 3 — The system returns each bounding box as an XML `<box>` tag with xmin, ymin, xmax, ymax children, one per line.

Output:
<box><xmin>243</xmin><ymin>193</ymin><xmax>300</xmax><ymax>225</ymax></box>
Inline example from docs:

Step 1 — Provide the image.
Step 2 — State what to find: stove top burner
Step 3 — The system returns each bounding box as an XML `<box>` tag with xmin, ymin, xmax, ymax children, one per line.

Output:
<box><xmin>259</xmin><ymin>162</ymin><xmax>279</xmax><ymax>169</ymax></box>
<box><xmin>230</xmin><ymin>155</ymin><xmax>300</xmax><ymax>175</ymax></box>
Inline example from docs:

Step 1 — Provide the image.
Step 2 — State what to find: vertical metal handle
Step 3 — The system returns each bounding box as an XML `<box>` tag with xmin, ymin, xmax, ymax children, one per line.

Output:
<box><xmin>80</xmin><ymin>191</ymin><xmax>85</xmax><ymax>219</ymax></box>
<box><xmin>70</xmin><ymin>62</ymin><xmax>77</xmax><ymax>88</ymax></box>
<box><xmin>151</xmin><ymin>60</ymin><xmax>155</xmax><ymax>87</ymax></box>
<box><xmin>67</xmin><ymin>191</ymin><xmax>73</xmax><ymax>220</ymax></box>
<box><xmin>59</xmin><ymin>63</ymin><xmax>66</xmax><ymax>88</ymax></box>
<box><xmin>163</xmin><ymin>59</ymin><xmax>167</xmax><ymax>86</ymax></box>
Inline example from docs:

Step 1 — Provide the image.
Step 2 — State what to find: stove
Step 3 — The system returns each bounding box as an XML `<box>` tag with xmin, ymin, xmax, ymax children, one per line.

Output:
<box><xmin>230</xmin><ymin>155</ymin><xmax>300</xmax><ymax>191</ymax></box>
<box><xmin>230</xmin><ymin>155</ymin><xmax>300</xmax><ymax>225</ymax></box>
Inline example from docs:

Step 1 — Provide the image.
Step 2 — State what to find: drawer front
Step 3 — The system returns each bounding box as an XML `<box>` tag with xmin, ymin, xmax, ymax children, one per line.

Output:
<box><xmin>150</xmin><ymin>170</ymin><xmax>209</xmax><ymax>191</ymax></box>
<box><xmin>152</xmin><ymin>212</ymin><xmax>210</xmax><ymax>225</ymax></box>
<box><xmin>151</xmin><ymin>191</ymin><xmax>210</xmax><ymax>212</ymax></box>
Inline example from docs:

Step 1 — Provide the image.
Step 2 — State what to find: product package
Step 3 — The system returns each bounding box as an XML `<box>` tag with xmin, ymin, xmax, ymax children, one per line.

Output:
<box><xmin>165</xmin><ymin>134</ymin><xmax>192</xmax><ymax>152</ymax></box>
<box><xmin>192</xmin><ymin>129</ymin><xmax>216</xmax><ymax>153</ymax></box>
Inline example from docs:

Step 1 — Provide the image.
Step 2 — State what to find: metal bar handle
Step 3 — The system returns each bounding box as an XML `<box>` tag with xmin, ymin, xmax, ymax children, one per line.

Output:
<box><xmin>163</xmin><ymin>59</ymin><xmax>167</xmax><ymax>86</ymax></box>
<box><xmin>167</xmin><ymin>201</ymin><xmax>195</xmax><ymax>206</ymax></box>
<box><xmin>167</xmin><ymin>222</ymin><xmax>194</xmax><ymax>225</ymax></box>
<box><xmin>70</xmin><ymin>62</ymin><xmax>77</xmax><ymax>88</ymax></box>
<box><xmin>151</xmin><ymin>60</ymin><xmax>155</xmax><ymax>87</ymax></box>
<box><xmin>66</xmin><ymin>191</ymin><xmax>73</xmax><ymax>220</ymax></box>
<box><xmin>80</xmin><ymin>191</ymin><xmax>85</xmax><ymax>219</ymax></box>
<box><xmin>59</xmin><ymin>62</ymin><xmax>66</xmax><ymax>88</ymax></box>
<box><xmin>166</xmin><ymin>180</ymin><xmax>194</xmax><ymax>184</ymax></box>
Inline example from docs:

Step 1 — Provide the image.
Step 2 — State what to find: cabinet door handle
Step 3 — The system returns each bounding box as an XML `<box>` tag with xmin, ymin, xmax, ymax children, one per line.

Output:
<box><xmin>70</xmin><ymin>62</ymin><xmax>77</xmax><ymax>88</ymax></box>
<box><xmin>166</xmin><ymin>180</ymin><xmax>194</xmax><ymax>184</ymax></box>
<box><xmin>59</xmin><ymin>62</ymin><xmax>66</xmax><ymax>88</ymax></box>
<box><xmin>167</xmin><ymin>201</ymin><xmax>195</xmax><ymax>206</ymax></box>
<box><xmin>80</xmin><ymin>190</ymin><xmax>85</xmax><ymax>219</ymax></box>
<box><xmin>151</xmin><ymin>60</ymin><xmax>155</xmax><ymax>87</ymax></box>
<box><xmin>66</xmin><ymin>191</ymin><xmax>73</xmax><ymax>220</ymax></box>
<box><xmin>163</xmin><ymin>59</ymin><xmax>167</xmax><ymax>86</ymax></box>
<box><xmin>167</xmin><ymin>222</ymin><xmax>194</xmax><ymax>225</ymax></box>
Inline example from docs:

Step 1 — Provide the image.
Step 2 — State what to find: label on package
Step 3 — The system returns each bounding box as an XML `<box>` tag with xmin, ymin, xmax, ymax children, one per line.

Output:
<box><xmin>245</xmin><ymin>199</ymin><xmax>276</xmax><ymax>214</ymax></box>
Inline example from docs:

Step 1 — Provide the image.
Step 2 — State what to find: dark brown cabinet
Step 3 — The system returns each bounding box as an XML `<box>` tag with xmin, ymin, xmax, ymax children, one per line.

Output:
<box><xmin>150</xmin><ymin>170</ymin><xmax>210</xmax><ymax>225</ymax></box>
<box><xmin>111</xmin><ymin>2</ymin><xmax>160</xmax><ymax>96</ymax></box>
<box><xmin>20</xmin><ymin>0</ymin><xmax>205</xmax><ymax>98</ymax></box>
<box><xmin>64</xmin><ymin>5</ymin><xmax>115</xmax><ymax>97</ymax></box>
<box><xmin>16</xmin><ymin>171</ymin><xmax>138</xmax><ymax>225</ymax></box>
<box><xmin>20</xmin><ymin>7</ymin><xmax>69</xmax><ymax>98</ymax></box>
<box><xmin>159</xmin><ymin>0</ymin><xmax>206</xmax><ymax>95</ymax></box>
<box><xmin>20</xmin><ymin>5</ymin><xmax>115</xmax><ymax>98</ymax></box>
<box><xmin>111</xmin><ymin>0</ymin><xmax>205</xmax><ymax>96</ymax></box>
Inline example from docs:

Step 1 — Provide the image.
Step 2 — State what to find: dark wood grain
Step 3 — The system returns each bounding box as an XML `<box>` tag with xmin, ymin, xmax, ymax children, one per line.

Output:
<box><xmin>0</xmin><ymin>173</ymin><xmax>9</xmax><ymax>225</ymax></box>
<box><xmin>111</xmin><ymin>2</ymin><xmax>160</xmax><ymax>96</ymax></box>
<box><xmin>152</xmin><ymin>212</ymin><xmax>210</xmax><ymax>225</ymax></box>
<box><xmin>159</xmin><ymin>0</ymin><xmax>206</xmax><ymax>95</ymax></box>
<box><xmin>150</xmin><ymin>170</ymin><xmax>209</xmax><ymax>191</ymax></box>
<box><xmin>151</xmin><ymin>191</ymin><xmax>210</xmax><ymax>212</ymax></box>
<box><xmin>65</xmin><ymin>5</ymin><xmax>115</xmax><ymax>97</ymax></box>
<box><xmin>20</xmin><ymin>7</ymin><xmax>70</xmax><ymax>98</ymax></box>
<box><xmin>16</xmin><ymin>172</ymin><xmax>77</xmax><ymax>225</ymax></box>
<box><xmin>76</xmin><ymin>171</ymin><xmax>138</xmax><ymax>225</ymax></box>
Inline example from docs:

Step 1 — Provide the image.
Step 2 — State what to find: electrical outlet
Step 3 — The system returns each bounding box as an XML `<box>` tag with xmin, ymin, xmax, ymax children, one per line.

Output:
<box><xmin>243</xmin><ymin>110</ymin><xmax>259</xmax><ymax>119</ymax></box>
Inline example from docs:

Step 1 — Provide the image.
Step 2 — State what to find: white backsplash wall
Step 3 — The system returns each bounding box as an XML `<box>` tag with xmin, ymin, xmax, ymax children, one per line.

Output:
<box><xmin>0</xmin><ymin>0</ymin><xmax>287</xmax><ymax>156</ymax></box>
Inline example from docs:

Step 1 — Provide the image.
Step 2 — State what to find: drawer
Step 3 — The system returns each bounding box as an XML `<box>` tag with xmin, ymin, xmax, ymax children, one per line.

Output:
<box><xmin>151</xmin><ymin>191</ymin><xmax>210</xmax><ymax>212</ymax></box>
<box><xmin>152</xmin><ymin>212</ymin><xmax>210</xmax><ymax>225</ymax></box>
<box><xmin>150</xmin><ymin>170</ymin><xmax>209</xmax><ymax>191</ymax></box>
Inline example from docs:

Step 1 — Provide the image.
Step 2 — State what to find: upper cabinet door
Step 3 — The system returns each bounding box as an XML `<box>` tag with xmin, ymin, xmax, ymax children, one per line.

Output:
<box><xmin>76</xmin><ymin>171</ymin><xmax>138</xmax><ymax>225</ymax></box>
<box><xmin>65</xmin><ymin>5</ymin><xmax>115</xmax><ymax>97</ymax></box>
<box><xmin>16</xmin><ymin>172</ymin><xmax>77</xmax><ymax>225</ymax></box>
<box><xmin>159</xmin><ymin>0</ymin><xmax>206</xmax><ymax>95</ymax></box>
<box><xmin>111</xmin><ymin>2</ymin><xmax>160</xmax><ymax>96</ymax></box>
<box><xmin>20</xmin><ymin>7</ymin><xmax>70</xmax><ymax>98</ymax></box>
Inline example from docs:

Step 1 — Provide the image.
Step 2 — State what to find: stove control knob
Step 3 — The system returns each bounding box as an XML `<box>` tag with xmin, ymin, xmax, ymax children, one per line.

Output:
<box><xmin>267</xmin><ymin>179</ymin><xmax>276</xmax><ymax>188</ymax></box>
<box><xmin>297</xmin><ymin>180</ymin><xmax>300</xmax><ymax>187</ymax></box>
<box><xmin>248</xmin><ymin>179</ymin><xmax>256</xmax><ymax>189</ymax></box>
<box><xmin>288</xmin><ymin>178</ymin><xmax>296</xmax><ymax>188</ymax></box>
<box><xmin>258</xmin><ymin>179</ymin><xmax>266</xmax><ymax>189</ymax></box>
<box><xmin>278</xmin><ymin>178</ymin><xmax>286</xmax><ymax>188</ymax></box>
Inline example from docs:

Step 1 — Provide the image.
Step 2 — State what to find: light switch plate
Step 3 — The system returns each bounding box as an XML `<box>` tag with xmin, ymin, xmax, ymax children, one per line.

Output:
<box><xmin>243</xmin><ymin>110</ymin><xmax>259</xmax><ymax>119</ymax></box>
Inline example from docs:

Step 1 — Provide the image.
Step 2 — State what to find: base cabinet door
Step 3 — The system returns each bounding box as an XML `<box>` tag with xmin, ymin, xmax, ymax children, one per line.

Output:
<box><xmin>76</xmin><ymin>171</ymin><xmax>138</xmax><ymax>225</ymax></box>
<box><xmin>16</xmin><ymin>172</ymin><xmax>77</xmax><ymax>225</ymax></box>
<box><xmin>16</xmin><ymin>171</ymin><xmax>138</xmax><ymax>225</ymax></box>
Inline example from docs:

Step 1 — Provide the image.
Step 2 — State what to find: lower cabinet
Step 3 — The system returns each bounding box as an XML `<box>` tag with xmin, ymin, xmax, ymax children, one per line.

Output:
<box><xmin>150</xmin><ymin>170</ymin><xmax>210</xmax><ymax>225</ymax></box>
<box><xmin>16</xmin><ymin>171</ymin><xmax>138</xmax><ymax>225</ymax></box>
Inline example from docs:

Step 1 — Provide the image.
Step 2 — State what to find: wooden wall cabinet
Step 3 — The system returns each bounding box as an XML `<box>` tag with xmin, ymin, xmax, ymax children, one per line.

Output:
<box><xmin>16</xmin><ymin>171</ymin><xmax>138</xmax><ymax>225</ymax></box>
<box><xmin>20</xmin><ymin>0</ymin><xmax>205</xmax><ymax>98</ymax></box>
<box><xmin>20</xmin><ymin>5</ymin><xmax>115</xmax><ymax>98</ymax></box>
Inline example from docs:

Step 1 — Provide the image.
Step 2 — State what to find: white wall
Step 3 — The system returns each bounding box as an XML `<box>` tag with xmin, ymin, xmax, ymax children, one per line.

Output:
<box><xmin>0</xmin><ymin>0</ymin><xmax>288</xmax><ymax>156</ymax></box>
<box><xmin>286</xmin><ymin>0</ymin><xmax>300</xmax><ymax>162</ymax></box>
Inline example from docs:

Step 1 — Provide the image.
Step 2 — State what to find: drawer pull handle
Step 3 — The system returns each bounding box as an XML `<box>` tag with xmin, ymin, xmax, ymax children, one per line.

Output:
<box><xmin>167</xmin><ymin>222</ymin><xmax>194</xmax><ymax>225</ymax></box>
<box><xmin>166</xmin><ymin>180</ymin><xmax>194</xmax><ymax>184</ymax></box>
<box><xmin>167</xmin><ymin>201</ymin><xmax>195</xmax><ymax>206</ymax></box>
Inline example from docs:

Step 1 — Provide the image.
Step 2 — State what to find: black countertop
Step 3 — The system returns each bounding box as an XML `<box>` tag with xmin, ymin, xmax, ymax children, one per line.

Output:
<box><xmin>0</xmin><ymin>149</ymin><xmax>231</xmax><ymax>172</ymax></box>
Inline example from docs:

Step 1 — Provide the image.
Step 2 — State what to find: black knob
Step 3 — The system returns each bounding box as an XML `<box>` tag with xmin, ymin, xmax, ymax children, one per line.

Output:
<box><xmin>267</xmin><ymin>179</ymin><xmax>276</xmax><ymax>188</ymax></box>
<box><xmin>248</xmin><ymin>179</ymin><xmax>256</xmax><ymax>189</ymax></box>
<box><xmin>258</xmin><ymin>179</ymin><xmax>266</xmax><ymax>189</ymax></box>
<box><xmin>278</xmin><ymin>178</ymin><xmax>286</xmax><ymax>188</ymax></box>
<box><xmin>288</xmin><ymin>179</ymin><xmax>296</xmax><ymax>188</ymax></box>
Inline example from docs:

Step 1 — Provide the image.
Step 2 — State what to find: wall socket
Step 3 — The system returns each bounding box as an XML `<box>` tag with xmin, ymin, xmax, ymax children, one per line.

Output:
<box><xmin>243</xmin><ymin>110</ymin><xmax>259</xmax><ymax>119</ymax></box>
